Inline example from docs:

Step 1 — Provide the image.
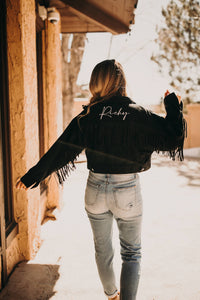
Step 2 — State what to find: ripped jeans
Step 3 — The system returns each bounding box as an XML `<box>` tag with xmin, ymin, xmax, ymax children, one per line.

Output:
<box><xmin>85</xmin><ymin>171</ymin><xmax>143</xmax><ymax>300</ymax></box>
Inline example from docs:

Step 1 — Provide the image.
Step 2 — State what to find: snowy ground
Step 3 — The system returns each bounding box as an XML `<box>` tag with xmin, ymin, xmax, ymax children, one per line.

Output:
<box><xmin>1</xmin><ymin>154</ymin><xmax>200</xmax><ymax>300</ymax></box>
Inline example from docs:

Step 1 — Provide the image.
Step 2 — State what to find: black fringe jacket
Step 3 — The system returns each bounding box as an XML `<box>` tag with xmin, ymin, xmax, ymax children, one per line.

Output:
<box><xmin>21</xmin><ymin>93</ymin><xmax>187</xmax><ymax>188</ymax></box>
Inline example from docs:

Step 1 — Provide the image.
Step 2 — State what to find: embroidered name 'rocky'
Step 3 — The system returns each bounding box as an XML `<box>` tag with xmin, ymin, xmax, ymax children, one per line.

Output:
<box><xmin>99</xmin><ymin>106</ymin><xmax>130</xmax><ymax>120</ymax></box>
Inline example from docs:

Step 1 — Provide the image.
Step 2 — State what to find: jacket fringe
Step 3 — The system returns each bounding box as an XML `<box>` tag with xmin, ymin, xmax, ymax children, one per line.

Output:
<box><xmin>55</xmin><ymin>159</ymin><xmax>77</xmax><ymax>185</ymax></box>
<box><xmin>159</xmin><ymin>116</ymin><xmax>187</xmax><ymax>161</ymax></box>
<box><xmin>82</xmin><ymin>116</ymin><xmax>187</xmax><ymax>164</ymax></box>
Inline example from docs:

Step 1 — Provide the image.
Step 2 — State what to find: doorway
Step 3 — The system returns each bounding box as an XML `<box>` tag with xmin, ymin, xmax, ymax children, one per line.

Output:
<box><xmin>0</xmin><ymin>0</ymin><xmax>17</xmax><ymax>288</ymax></box>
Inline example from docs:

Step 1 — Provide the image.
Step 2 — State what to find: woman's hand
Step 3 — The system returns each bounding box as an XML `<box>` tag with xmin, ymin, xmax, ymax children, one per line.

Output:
<box><xmin>177</xmin><ymin>94</ymin><xmax>181</xmax><ymax>103</ymax></box>
<box><xmin>165</xmin><ymin>90</ymin><xmax>181</xmax><ymax>103</ymax></box>
<box><xmin>16</xmin><ymin>179</ymin><xmax>29</xmax><ymax>191</ymax></box>
<box><xmin>164</xmin><ymin>90</ymin><xmax>170</xmax><ymax>97</ymax></box>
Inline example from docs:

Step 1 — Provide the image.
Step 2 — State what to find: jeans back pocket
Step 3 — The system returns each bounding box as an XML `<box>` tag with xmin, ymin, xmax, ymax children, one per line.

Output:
<box><xmin>85</xmin><ymin>180</ymin><xmax>100</xmax><ymax>206</ymax></box>
<box><xmin>113</xmin><ymin>184</ymin><xmax>136</xmax><ymax>211</ymax></box>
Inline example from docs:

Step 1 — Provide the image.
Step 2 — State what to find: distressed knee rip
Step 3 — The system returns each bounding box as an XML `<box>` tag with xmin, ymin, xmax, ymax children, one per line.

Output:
<box><xmin>121</xmin><ymin>245</ymin><xmax>141</xmax><ymax>262</ymax></box>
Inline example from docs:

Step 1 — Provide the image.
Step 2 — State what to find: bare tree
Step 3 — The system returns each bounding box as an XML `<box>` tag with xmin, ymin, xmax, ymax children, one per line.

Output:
<box><xmin>61</xmin><ymin>33</ymin><xmax>86</xmax><ymax>128</ymax></box>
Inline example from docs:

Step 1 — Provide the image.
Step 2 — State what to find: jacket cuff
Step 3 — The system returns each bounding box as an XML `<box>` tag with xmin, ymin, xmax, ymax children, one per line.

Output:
<box><xmin>20</xmin><ymin>165</ymin><xmax>40</xmax><ymax>188</ymax></box>
<box><xmin>164</xmin><ymin>92</ymin><xmax>183</xmax><ymax>118</ymax></box>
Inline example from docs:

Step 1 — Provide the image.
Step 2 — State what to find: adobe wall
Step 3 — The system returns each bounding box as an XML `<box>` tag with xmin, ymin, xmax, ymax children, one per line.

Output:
<box><xmin>6</xmin><ymin>237</ymin><xmax>22</xmax><ymax>277</ymax></box>
<box><xmin>6</xmin><ymin>0</ymin><xmax>41</xmax><ymax>266</ymax></box>
<box><xmin>150</xmin><ymin>103</ymin><xmax>200</xmax><ymax>151</ymax></box>
<box><xmin>43</xmin><ymin>17</ymin><xmax>63</xmax><ymax>210</ymax></box>
<box><xmin>1</xmin><ymin>2</ymin><xmax>63</xmax><ymax>284</ymax></box>
<box><xmin>184</xmin><ymin>104</ymin><xmax>200</xmax><ymax>149</ymax></box>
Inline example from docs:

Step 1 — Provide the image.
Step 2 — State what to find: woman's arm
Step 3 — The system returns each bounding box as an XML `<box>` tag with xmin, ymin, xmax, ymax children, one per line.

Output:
<box><xmin>18</xmin><ymin>116</ymin><xmax>85</xmax><ymax>189</ymax></box>
<box><xmin>16</xmin><ymin>179</ymin><xmax>29</xmax><ymax>190</ymax></box>
<box><xmin>139</xmin><ymin>91</ymin><xmax>186</xmax><ymax>160</ymax></box>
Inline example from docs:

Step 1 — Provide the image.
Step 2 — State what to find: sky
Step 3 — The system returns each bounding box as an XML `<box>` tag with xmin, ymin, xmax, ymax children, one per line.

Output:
<box><xmin>77</xmin><ymin>0</ymin><xmax>171</xmax><ymax>106</ymax></box>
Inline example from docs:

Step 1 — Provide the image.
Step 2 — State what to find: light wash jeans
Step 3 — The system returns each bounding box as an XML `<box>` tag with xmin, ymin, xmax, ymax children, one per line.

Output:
<box><xmin>85</xmin><ymin>171</ymin><xmax>143</xmax><ymax>300</ymax></box>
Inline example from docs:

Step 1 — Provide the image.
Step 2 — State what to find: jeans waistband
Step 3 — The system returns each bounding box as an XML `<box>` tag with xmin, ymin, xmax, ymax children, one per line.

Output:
<box><xmin>88</xmin><ymin>171</ymin><xmax>137</xmax><ymax>184</ymax></box>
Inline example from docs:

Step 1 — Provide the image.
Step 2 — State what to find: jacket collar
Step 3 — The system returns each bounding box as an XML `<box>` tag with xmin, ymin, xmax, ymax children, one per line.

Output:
<box><xmin>106</xmin><ymin>95</ymin><xmax>136</xmax><ymax>105</ymax></box>
<box><xmin>83</xmin><ymin>96</ymin><xmax>136</xmax><ymax>110</ymax></box>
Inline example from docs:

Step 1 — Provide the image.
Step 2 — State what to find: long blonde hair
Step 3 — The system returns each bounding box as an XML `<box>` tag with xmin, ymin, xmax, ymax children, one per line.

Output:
<box><xmin>89</xmin><ymin>59</ymin><xmax>127</xmax><ymax>103</ymax></box>
<box><xmin>79</xmin><ymin>60</ymin><xmax>127</xmax><ymax>122</ymax></box>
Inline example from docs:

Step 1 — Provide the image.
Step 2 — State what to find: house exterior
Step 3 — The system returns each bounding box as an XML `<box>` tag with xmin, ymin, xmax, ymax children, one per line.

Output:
<box><xmin>0</xmin><ymin>0</ymin><xmax>138</xmax><ymax>289</ymax></box>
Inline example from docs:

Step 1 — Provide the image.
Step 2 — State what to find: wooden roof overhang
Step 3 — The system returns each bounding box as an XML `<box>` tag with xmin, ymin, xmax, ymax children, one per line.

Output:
<box><xmin>37</xmin><ymin>0</ymin><xmax>138</xmax><ymax>34</ymax></box>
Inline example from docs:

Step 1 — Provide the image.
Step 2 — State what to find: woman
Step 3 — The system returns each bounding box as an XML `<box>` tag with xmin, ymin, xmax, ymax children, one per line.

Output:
<box><xmin>16</xmin><ymin>59</ymin><xmax>186</xmax><ymax>300</ymax></box>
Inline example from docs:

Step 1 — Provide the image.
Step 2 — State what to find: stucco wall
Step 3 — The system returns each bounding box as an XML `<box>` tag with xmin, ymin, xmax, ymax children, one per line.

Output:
<box><xmin>184</xmin><ymin>104</ymin><xmax>200</xmax><ymax>149</ymax></box>
<box><xmin>6</xmin><ymin>0</ymin><xmax>41</xmax><ymax>261</ymax></box>
<box><xmin>6</xmin><ymin>237</ymin><xmax>23</xmax><ymax>277</ymax></box>
<box><xmin>42</xmin><ymin>17</ymin><xmax>63</xmax><ymax>210</ymax></box>
<box><xmin>150</xmin><ymin>103</ymin><xmax>200</xmax><ymax>150</ymax></box>
<box><xmin>1</xmin><ymin>3</ymin><xmax>64</xmax><ymax>285</ymax></box>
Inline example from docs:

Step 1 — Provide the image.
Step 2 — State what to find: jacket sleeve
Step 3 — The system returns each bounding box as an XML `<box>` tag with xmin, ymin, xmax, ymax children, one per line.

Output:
<box><xmin>141</xmin><ymin>92</ymin><xmax>187</xmax><ymax>160</ymax></box>
<box><xmin>20</xmin><ymin>116</ymin><xmax>85</xmax><ymax>188</ymax></box>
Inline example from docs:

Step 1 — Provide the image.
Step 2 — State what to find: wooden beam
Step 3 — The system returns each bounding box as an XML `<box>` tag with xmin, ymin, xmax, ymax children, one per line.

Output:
<box><xmin>59</xmin><ymin>8</ymin><xmax>106</xmax><ymax>33</ymax></box>
<box><xmin>61</xmin><ymin>22</ymin><xmax>105</xmax><ymax>33</ymax></box>
<box><xmin>60</xmin><ymin>0</ymin><xmax>130</xmax><ymax>34</ymax></box>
